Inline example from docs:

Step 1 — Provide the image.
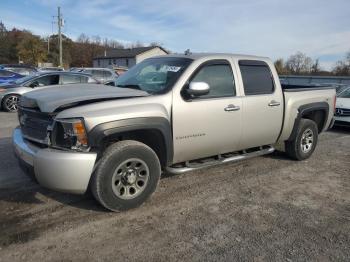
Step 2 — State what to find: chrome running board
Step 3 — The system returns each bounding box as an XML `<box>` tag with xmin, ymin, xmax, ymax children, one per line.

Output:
<box><xmin>166</xmin><ymin>146</ymin><xmax>275</xmax><ymax>174</ymax></box>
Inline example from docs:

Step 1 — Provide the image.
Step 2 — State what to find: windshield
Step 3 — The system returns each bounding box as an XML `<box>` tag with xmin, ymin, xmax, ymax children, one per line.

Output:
<box><xmin>338</xmin><ymin>87</ymin><xmax>350</xmax><ymax>98</ymax></box>
<box><xmin>14</xmin><ymin>73</ymin><xmax>40</xmax><ymax>84</ymax></box>
<box><xmin>115</xmin><ymin>57</ymin><xmax>193</xmax><ymax>94</ymax></box>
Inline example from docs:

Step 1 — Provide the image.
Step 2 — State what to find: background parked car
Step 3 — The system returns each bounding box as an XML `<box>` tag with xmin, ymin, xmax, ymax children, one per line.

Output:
<box><xmin>0</xmin><ymin>69</ymin><xmax>24</xmax><ymax>84</ymax></box>
<box><xmin>334</xmin><ymin>86</ymin><xmax>350</xmax><ymax>127</ymax></box>
<box><xmin>334</xmin><ymin>84</ymin><xmax>349</xmax><ymax>95</ymax></box>
<box><xmin>71</xmin><ymin>67</ymin><xmax>118</xmax><ymax>83</ymax></box>
<box><xmin>38</xmin><ymin>67</ymin><xmax>65</xmax><ymax>72</ymax></box>
<box><xmin>0</xmin><ymin>71</ymin><xmax>98</xmax><ymax>112</ymax></box>
<box><xmin>0</xmin><ymin>64</ymin><xmax>38</xmax><ymax>76</ymax></box>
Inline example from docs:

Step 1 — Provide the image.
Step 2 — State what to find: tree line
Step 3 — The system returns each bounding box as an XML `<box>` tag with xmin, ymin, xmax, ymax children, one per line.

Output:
<box><xmin>0</xmin><ymin>21</ymin><xmax>161</xmax><ymax>68</ymax></box>
<box><xmin>274</xmin><ymin>51</ymin><xmax>350</xmax><ymax>76</ymax></box>
<box><xmin>0</xmin><ymin>21</ymin><xmax>349</xmax><ymax>75</ymax></box>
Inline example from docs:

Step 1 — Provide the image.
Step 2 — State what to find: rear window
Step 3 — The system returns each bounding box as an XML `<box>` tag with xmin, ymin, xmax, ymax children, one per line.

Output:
<box><xmin>239</xmin><ymin>60</ymin><xmax>274</xmax><ymax>95</ymax></box>
<box><xmin>104</xmin><ymin>71</ymin><xmax>112</xmax><ymax>79</ymax></box>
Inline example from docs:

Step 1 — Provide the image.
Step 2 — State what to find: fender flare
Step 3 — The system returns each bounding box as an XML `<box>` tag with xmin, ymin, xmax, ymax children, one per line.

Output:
<box><xmin>88</xmin><ymin>117</ymin><xmax>173</xmax><ymax>165</ymax></box>
<box><xmin>287</xmin><ymin>102</ymin><xmax>329</xmax><ymax>141</ymax></box>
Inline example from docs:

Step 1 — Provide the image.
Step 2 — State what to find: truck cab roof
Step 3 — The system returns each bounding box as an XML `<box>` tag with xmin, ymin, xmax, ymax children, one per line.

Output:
<box><xmin>153</xmin><ymin>53</ymin><xmax>270</xmax><ymax>62</ymax></box>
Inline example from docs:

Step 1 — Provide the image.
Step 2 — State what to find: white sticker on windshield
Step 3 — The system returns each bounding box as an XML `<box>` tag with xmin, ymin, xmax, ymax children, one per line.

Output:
<box><xmin>165</xmin><ymin>66</ymin><xmax>181</xmax><ymax>72</ymax></box>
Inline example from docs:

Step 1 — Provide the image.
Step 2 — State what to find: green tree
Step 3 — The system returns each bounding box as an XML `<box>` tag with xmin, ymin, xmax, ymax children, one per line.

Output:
<box><xmin>17</xmin><ymin>34</ymin><xmax>46</xmax><ymax>65</ymax></box>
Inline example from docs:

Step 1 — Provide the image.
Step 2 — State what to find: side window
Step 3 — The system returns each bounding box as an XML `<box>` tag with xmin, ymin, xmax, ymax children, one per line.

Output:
<box><xmin>190</xmin><ymin>63</ymin><xmax>235</xmax><ymax>98</ymax></box>
<box><xmin>27</xmin><ymin>75</ymin><xmax>59</xmax><ymax>87</ymax></box>
<box><xmin>92</xmin><ymin>70</ymin><xmax>104</xmax><ymax>80</ymax></box>
<box><xmin>60</xmin><ymin>74</ymin><xmax>82</xmax><ymax>84</ymax></box>
<box><xmin>239</xmin><ymin>60</ymin><xmax>274</xmax><ymax>95</ymax></box>
<box><xmin>104</xmin><ymin>71</ymin><xmax>112</xmax><ymax>80</ymax></box>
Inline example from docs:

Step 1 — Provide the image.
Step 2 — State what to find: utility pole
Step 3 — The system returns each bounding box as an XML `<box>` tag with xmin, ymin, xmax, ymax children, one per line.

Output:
<box><xmin>47</xmin><ymin>36</ymin><xmax>50</xmax><ymax>54</ymax></box>
<box><xmin>57</xmin><ymin>6</ymin><xmax>63</xmax><ymax>68</ymax></box>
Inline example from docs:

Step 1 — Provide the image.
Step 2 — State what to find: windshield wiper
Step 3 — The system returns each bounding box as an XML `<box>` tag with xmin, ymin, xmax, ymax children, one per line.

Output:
<box><xmin>117</xmin><ymin>84</ymin><xmax>142</xmax><ymax>91</ymax></box>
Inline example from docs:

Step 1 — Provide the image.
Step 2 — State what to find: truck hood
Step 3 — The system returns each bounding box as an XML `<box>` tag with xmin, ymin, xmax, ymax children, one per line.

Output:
<box><xmin>20</xmin><ymin>84</ymin><xmax>149</xmax><ymax>112</ymax></box>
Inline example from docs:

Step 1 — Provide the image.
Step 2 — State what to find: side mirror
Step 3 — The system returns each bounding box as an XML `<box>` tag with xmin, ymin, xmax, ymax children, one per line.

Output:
<box><xmin>186</xmin><ymin>82</ymin><xmax>210</xmax><ymax>96</ymax></box>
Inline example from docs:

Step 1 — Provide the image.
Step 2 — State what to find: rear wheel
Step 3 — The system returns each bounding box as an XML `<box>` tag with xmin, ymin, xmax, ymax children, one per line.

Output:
<box><xmin>285</xmin><ymin>119</ymin><xmax>318</xmax><ymax>160</ymax></box>
<box><xmin>91</xmin><ymin>140</ymin><xmax>161</xmax><ymax>211</ymax></box>
<box><xmin>2</xmin><ymin>94</ymin><xmax>20</xmax><ymax>112</ymax></box>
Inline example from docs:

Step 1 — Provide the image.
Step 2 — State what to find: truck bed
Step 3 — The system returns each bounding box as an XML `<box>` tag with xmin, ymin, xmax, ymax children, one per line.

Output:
<box><xmin>281</xmin><ymin>83</ymin><xmax>335</xmax><ymax>92</ymax></box>
<box><xmin>277</xmin><ymin>86</ymin><xmax>336</xmax><ymax>143</ymax></box>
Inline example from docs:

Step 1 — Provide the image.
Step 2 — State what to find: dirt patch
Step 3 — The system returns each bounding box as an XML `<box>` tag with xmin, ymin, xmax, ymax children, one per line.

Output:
<box><xmin>0</xmin><ymin>112</ymin><xmax>349</xmax><ymax>261</ymax></box>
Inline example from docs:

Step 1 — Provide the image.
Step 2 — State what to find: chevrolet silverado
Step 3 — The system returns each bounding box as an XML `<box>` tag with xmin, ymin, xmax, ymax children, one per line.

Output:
<box><xmin>13</xmin><ymin>53</ymin><xmax>336</xmax><ymax>211</ymax></box>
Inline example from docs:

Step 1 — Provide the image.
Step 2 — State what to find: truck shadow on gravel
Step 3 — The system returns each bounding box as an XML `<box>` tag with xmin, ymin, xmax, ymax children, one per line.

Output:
<box><xmin>331</xmin><ymin>125</ymin><xmax>350</xmax><ymax>134</ymax></box>
<box><xmin>0</xmin><ymin>185</ymin><xmax>106</xmax><ymax>247</ymax></box>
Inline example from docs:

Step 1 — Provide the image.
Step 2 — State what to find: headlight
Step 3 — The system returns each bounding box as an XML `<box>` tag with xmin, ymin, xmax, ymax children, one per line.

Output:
<box><xmin>51</xmin><ymin>118</ymin><xmax>89</xmax><ymax>151</ymax></box>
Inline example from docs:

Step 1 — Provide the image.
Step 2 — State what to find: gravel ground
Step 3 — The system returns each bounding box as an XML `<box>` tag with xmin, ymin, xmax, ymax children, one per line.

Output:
<box><xmin>0</xmin><ymin>111</ymin><xmax>349</xmax><ymax>262</ymax></box>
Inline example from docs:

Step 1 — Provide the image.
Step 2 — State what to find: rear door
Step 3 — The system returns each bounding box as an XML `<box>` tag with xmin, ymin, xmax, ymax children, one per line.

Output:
<box><xmin>60</xmin><ymin>74</ymin><xmax>83</xmax><ymax>84</ymax></box>
<box><xmin>92</xmin><ymin>70</ymin><xmax>105</xmax><ymax>82</ymax></box>
<box><xmin>172</xmin><ymin>60</ymin><xmax>243</xmax><ymax>163</ymax></box>
<box><xmin>238</xmin><ymin>60</ymin><xmax>283</xmax><ymax>148</ymax></box>
<box><xmin>103</xmin><ymin>70</ymin><xmax>113</xmax><ymax>81</ymax></box>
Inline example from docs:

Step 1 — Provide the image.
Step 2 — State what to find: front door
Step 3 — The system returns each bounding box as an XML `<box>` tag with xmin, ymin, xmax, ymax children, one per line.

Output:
<box><xmin>172</xmin><ymin>60</ymin><xmax>243</xmax><ymax>164</ymax></box>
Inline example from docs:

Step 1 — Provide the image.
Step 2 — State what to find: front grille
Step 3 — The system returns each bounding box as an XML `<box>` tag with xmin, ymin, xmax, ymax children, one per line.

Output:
<box><xmin>18</xmin><ymin>107</ymin><xmax>54</xmax><ymax>144</ymax></box>
<box><xmin>335</xmin><ymin>108</ymin><xmax>350</xmax><ymax>117</ymax></box>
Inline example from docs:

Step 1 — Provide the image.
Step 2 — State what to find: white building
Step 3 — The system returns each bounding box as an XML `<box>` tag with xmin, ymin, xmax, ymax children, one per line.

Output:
<box><xmin>93</xmin><ymin>46</ymin><xmax>168</xmax><ymax>69</ymax></box>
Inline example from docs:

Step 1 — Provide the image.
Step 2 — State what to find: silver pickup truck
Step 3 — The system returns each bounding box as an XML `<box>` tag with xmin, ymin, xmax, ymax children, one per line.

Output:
<box><xmin>13</xmin><ymin>53</ymin><xmax>336</xmax><ymax>211</ymax></box>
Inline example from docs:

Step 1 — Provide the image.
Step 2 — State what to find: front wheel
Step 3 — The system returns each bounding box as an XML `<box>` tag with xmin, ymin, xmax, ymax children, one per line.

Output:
<box><xmin>91</xmin><ymin>140</ymin><xmax>161</xmax><ymax>212</ymax></box>
<box><xmin>285</xmin><ymin>119</ymin><xmax>318</xmax><ymax>160</ymax></box>
<box><xmin>2</xmin><ymin>94</ymin><xmax>20</xmax><ymax>112</ymax></box>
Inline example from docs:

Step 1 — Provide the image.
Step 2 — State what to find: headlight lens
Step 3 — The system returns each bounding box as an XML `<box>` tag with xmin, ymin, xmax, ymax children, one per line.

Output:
<box><xmin>51</xmin><ymin>118</ymin><xmax>89</xmax><ymax>151</ymax></box>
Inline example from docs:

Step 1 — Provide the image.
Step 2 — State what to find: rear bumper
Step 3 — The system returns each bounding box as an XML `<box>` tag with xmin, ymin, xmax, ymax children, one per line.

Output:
<box><xmin>13</xmin><ymin>127</ymin><xmax>97</xmax><ymax>194</ymax></box>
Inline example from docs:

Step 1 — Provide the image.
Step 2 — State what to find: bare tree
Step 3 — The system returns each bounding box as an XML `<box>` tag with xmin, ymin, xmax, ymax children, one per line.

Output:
<box><xmin>333</xmin><ymin>51</ymin><xmax>350</xmax><ymax>76</ymax></box>
<box><xmin>130</xmin><ymin>41</ymin><xmax>144</xmax><ymax>48</ymax></box>
<box><xmin>286</xmin><ymin>52</ymin><xmax>313</xmax><ymax>74</ymax></box>
<box><xmin>274</xmin><ymin>58</ymin><xmax>288</xmax><ymax>75</ymax></box>
<box><xmin>311</xmin><ymin>59</ymin><xmax>321</xmax><ymax>74</ymax></box>
<box><xmin>77</xmin><ymin>33</ymin><xmax>90</xmax><ymax>44</ymax></box>
<box><xmin>149</xmin><ymin>41</ymin><xmax>162</xmax><ymax>47</ymax></box>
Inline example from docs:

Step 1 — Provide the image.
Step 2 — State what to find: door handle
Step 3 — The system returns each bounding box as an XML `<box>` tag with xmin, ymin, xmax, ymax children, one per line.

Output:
<box><xmin>268</xmin><ymin>100</ymin><xmax>281</xmax><ymax>107</ymax></box>
<box><xmin>224</xmin><ymin>104</ymin><xmax>240</xmax><ymax>112</ymax></box>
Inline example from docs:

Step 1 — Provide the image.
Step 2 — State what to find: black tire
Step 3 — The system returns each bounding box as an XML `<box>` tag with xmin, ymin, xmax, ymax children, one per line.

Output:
<box><xmin>2</xmin><ymin>94</ymin><xmax>20</xmax><ymax>112</ymax></box>
<box><xmin>91</xmin><ymin>140</ymin><xmax>161</xmax><ymax>212</ymax></box>
<box><xmin>285</xmin><ymin>119</ymin><xmax>318</xmax><ymax>160</ymax></box>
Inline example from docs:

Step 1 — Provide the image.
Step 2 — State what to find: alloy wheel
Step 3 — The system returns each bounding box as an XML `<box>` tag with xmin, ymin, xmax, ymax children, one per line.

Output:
<box><xmin>300</xmin><ymin>128</ymin><xmax>314</xmax><ymax>153</ymax></box>
<box><xmin>5</xmin><ymin>95</ymin><xmax>19</xmax><ymax>112</ymax></box>
<box><xmin>111</xmin><ymin>158</ymin><xmax>150</xmax><ymax>200</ymax></box>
